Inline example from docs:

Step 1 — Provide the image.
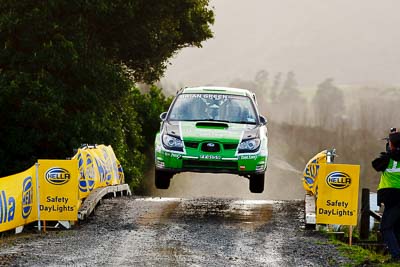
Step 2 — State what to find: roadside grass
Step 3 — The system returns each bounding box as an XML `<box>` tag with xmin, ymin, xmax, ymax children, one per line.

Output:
<box><xmin>314</xmin><ymin>225</ymin><xmax>400</xmax><ymax>266</ymax></box>
<box><xmin>324</xmin><ymin>235</ymin><xmax>400</xmax><ymax>266</ymax></box>
<box><xmin>329</xmin><ymin>239</ymin><xmax>386</xmax><ymax>266</ymax></box>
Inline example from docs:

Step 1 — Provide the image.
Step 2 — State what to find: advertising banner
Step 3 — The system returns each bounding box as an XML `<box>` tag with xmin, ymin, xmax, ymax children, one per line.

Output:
<box><xmin>76</xmin><ymin>149</ymin><xmax>100</xmax><ymax>200</ymax></box>
<box><xmin>38</xmin><ymin>160</ymin><xmax>78</xmax><ymax>221</ymax></box>
<box><xmin>0</xmin><ymin>144</ymin><xmax>124</xmax><ymax>233</ymax></box>
<box><xmin>303</xmin><ymin>150</ymin><xmax>328</xmax><ymax>195</ymax></box>
<box><xmin>90</xmin><ymin>145</ymin><xmax>121</xmax><ymax>187</ymax></box>
<box><xmin>316</xmin><ymin>163</ymin><xmax>360</xmax><ymax>225</ymax></box>
<box><xmin>0</xmin><ymin>166</ymin><xmax>37</xmax><ymax>232</ymax></box>
<box><xmin>74</xmin><ymin>145</ymin><xmax>124</xmax><ymax>200</ymax></box>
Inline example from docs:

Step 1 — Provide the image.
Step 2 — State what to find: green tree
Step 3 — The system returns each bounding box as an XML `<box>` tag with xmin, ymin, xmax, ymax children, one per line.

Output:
<box><xmin>0</xmin><ymin>0</ymin><xmax>214</xmax><ymax>191</ymax></box>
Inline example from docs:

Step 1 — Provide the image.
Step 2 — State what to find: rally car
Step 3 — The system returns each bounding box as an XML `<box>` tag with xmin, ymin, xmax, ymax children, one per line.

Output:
<box><xmin>154</xmin><ymin>86</ymin><xmax>268</xmax><ymax>193</ymax></box>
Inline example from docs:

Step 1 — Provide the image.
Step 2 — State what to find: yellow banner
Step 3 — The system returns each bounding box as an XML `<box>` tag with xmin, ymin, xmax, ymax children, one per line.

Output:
<box><xmin>0</xmin><ymin>166</ymin><xmax>37</xmax><ymax>232</ymax></box>
<box><xmin>0</xmin><ymin>144</ymin><xmax>124</xmax><ymax>233</ymax></box>
<box><xmin>76</xmin><ymin>149</ymin><xmax>100</xmax><ymax>200</ymax></box>
<box><xmin>74</xmin><ymin>145</ymin><xmax>124</xmax><ymax>199</ymax></box>
<box><xmin>38</xmin><ymin>160</ymin><xmax>78</xmax><ymax>221</ymax></box>
<box><xmin>316</xmin><ymin>164</ymin><xmax>360</xmax><ymax>225</ymax></box>
<box><xmin>303</xmin><ymin>150</ymin><xmax>328</xmax><ymax>195</ymax></box>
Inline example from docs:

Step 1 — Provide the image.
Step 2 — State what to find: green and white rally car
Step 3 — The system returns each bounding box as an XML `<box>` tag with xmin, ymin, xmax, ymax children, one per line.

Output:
<box><xmin>154</xmin><ymin>86</ymin><xmax>268</xmax><ymax>193</ymax></box>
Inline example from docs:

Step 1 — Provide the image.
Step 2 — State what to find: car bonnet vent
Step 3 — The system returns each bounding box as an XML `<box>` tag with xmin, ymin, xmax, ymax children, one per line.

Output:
<box><xmin>196</xmin><ymin>122</ymin><xmax>228</xmax><ymax>129</ymax></box>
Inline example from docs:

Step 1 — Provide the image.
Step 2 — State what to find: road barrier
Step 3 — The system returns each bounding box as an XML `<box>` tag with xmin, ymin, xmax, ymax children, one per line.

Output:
<box><xmin>0</xmin><ymin>144</ymin><xmax>126</xmax><ymax>234</ymax></box>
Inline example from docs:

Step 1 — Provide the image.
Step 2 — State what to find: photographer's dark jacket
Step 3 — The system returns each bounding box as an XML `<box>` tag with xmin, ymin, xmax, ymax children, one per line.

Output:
<box><xmin>372</xmin><ymin>149</ymin><xmax>400</xmax><ymax>208</ymax></box>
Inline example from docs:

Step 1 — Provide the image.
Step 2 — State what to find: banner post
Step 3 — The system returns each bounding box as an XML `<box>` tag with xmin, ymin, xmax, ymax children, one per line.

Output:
<box><xmin>35</xmin><ymin>162</ymin><xmax>41</xmax><ymax>232</ymax></box>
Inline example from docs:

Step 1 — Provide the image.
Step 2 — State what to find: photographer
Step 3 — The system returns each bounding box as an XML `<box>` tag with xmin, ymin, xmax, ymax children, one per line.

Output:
<box><xmin>372</xmin><ymin>130</ymin><xmax>400</xmax><ymax>262</ymax></box>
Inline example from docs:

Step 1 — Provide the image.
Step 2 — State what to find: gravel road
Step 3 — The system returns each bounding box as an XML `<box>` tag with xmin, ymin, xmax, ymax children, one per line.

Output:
<box><xmin>0</xmin><ymin>196</ymin><xmax>353</xmax><ymax>267</ymax></box>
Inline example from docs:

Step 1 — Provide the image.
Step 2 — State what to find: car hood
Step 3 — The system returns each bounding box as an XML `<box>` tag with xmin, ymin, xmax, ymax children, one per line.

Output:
<box><xmin>163</xmin><ymin>121</ymin><xmax>260</xmax><ymax>143</ymax></box>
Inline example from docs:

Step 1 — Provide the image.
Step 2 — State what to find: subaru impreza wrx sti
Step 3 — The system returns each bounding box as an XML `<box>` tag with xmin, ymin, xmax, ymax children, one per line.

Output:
<box><xmin>154</xmin><ymin>86</ymin><xmax>268</xmax><ymax>193</ymax></box>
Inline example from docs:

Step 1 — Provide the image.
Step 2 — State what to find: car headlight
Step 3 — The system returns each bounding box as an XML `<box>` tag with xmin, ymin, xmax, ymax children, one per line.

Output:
<box><xmin>162</xmin><ymin>134</ymin><xmax>184</xmax><ymax>151</ymax></box>
<box><xmin>238</xmin><ymin>138</ymin><xmax>261</xmax><ymax>153</ymax></box>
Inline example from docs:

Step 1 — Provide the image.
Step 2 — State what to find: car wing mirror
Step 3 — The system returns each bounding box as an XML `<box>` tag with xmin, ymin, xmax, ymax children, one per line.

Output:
<box><xmin>259</xmin><ymin>115</ymin><xmax>267</xmax><ymax>125</ymax></box>
<box><xmin>160</xmin><ymin>112</ymin><xmax>167</xmax><ymax>121</ymax></box>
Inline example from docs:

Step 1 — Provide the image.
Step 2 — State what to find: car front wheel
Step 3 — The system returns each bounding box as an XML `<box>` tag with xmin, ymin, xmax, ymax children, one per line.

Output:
<box><xmin>249</xmin><ymin>173</ymin><xmax>265</xmax><ymax>193</ymax></box>
<box><xmin>155</xmin><ymin>169</ymin><xmax>173</xmax><ymax>189</ymax></box>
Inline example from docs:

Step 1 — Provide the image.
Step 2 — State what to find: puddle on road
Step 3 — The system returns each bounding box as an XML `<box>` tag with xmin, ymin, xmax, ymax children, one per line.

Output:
<box><xmin>228</xmin><ymin>200</ymin><xmax>274</xmax><ymax>226</ymax></box>
<box><xmin>175</xmin><ymin>199</ymin><xmax>274</xmax><ymax>229</ymax></box>
<box><xmin>135</xmin><ymin>198</ymin><xmax>274</xmax><ymax>229</ymax></box>
<box><xmin>136</xmin><ymin>199</ymin><xmax>181</xmax><ymax>226</ymax></box>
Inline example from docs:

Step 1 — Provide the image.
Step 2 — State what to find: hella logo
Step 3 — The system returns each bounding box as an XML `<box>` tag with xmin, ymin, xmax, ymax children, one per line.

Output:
<box><xmin>45</xmin><ymin>168</ymin><xmax>71</xmax><ymax>185</ymax></box>
<box><xmin>207</xmin><ymin>143</ymin><xmax>215</xmax><ymax>148</ymax></box>
<box><xmin>79</xmin><ymin>153</ymin><xmax>96</xmax><ymax>193</ymax></box>
<box><xmin>326</xmin><ymin>172</ymin><xmax>351</xmax><ymax>189</ymax></box>
<box><xmin>22</xmin><ymin>176</ymin><xmax>33</xmax><ymax>219</ymax></box>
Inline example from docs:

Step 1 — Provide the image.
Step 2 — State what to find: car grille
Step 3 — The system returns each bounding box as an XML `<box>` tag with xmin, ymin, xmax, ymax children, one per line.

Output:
<box><xmin>184</xmin><ymin>141</ymin><xmax>199</xmax><ymax>149</ymax></box>
<box><xmin>201</xmin><ymin>142</ymin><xmax>220</xmax><ymax>152</ymax></box>
<box><xmin>184</xmin><ymin>141</ymin><xmax>237</xmax><ymax>151</ymax></box>
<box><xmin>223</xmin><ymin>143</ymin><xmax>238</xmax><ymax>150</ymax></box>
<box><xmin>183</xmin><ymin>160</ymin><xmax>237</xmax><ymax>170</ymax></box>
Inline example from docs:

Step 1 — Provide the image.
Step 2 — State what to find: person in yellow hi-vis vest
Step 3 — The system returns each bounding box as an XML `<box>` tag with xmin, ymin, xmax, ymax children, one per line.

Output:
<box><xmin>372</xmin><ymin>131</ymin><xmax>400</xmax><ymax>262</ymax></box>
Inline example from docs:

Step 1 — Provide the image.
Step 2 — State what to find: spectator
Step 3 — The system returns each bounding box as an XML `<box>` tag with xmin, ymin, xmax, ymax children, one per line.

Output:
<box><xmin>372</xmin><ymin>131</ymin><xmax>400</xmax><ymax>262</ymax></box>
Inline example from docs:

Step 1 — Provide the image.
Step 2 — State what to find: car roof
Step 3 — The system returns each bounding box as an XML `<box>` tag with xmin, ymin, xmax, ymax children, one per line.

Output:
<box><xmin>180</xmin><ymin>86</ymin><xmax>254</xmax><ymax>97</ymax></box>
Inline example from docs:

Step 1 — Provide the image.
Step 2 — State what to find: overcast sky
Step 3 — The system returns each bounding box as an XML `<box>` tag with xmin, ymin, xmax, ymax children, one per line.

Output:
<box><xmin>162</xmin><ymin>0</ymin><xmax>400</xmax><ymax>87</ymax></box>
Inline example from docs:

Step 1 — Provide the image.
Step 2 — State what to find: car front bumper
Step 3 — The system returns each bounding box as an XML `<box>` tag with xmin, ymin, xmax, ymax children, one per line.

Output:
<box><xmin>155</xmin><ymin>147</ymin><xmax>268</xmax><ymax>176</ymax></box>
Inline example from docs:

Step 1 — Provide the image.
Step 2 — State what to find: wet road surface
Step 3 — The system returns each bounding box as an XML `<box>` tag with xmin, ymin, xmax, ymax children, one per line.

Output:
<box><xmin>0</xmin><ymin>196</ymin><xmax>351</xmax><ymax>266</ymax></box>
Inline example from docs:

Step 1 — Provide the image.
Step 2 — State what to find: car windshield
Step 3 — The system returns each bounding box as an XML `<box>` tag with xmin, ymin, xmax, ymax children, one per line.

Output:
<box><xmin>168</xmin><ymin>93</ymin><xmax>258</xmax><ymax>124</ymax></box>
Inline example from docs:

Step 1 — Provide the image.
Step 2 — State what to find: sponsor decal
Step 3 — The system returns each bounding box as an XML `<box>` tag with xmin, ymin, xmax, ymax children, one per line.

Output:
<box><xmin>200</xmin><ymin>155</ymin><xmax>221</xmax><ymax>160</ymax></box>
<box><xmin>326</xmin><ymin>171</ymin><xmax>351</xmax><ymax>189</ymax></box>
<box><xmin>40</xmin><ymin>196</ymin><xmax>74</xmax><ymax>213</ymax></box>
<box><xmin>45</xmin><ymin>168</ymin><xmax>71</xmax><ymax>185</ymax></box>
<box><xmin>240</xmin><ymin>155</ymin><xmax>257</xmax><ymax>160</ymax></box>
<box><xmin>0</xmin><ymin>191</ymin><xmax>15</xmax><ymax>224</ymax></box>
<box><xmin>22</xmin><ymin>177</ymin><xmax>33</xmax><ymax>219</ymax></box>
<box><xmin>318</xmin><ymin>200</ymin><xmax>354</xmax><ymax>217</ymax></box>
<box><xmin>180</xmin><ymin>94</ymin><xmax>230</xmax><ymax>100</ymax></box>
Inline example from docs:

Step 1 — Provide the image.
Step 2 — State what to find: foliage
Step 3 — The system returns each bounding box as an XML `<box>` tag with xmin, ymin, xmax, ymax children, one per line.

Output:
<box><xmin>133</xmin><ymin>86</ymin><xmax>173</xmax><ymax>147</ymax></box>
<box><xmin>0</xmin><ymin>0</ymin><xmax>214</xmax><ymax>191</ymax></box>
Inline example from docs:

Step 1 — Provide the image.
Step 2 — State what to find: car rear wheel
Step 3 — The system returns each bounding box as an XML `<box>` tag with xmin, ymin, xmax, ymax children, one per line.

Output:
<box><xmin>249</xmin><ymin>173</ymin><xmax>265</xmax><ymax>193</ymax></box>
<box><xmin>155</xmin><ymin>170</ymin><xmax>173</xmax><ymax>189</ymax></box>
